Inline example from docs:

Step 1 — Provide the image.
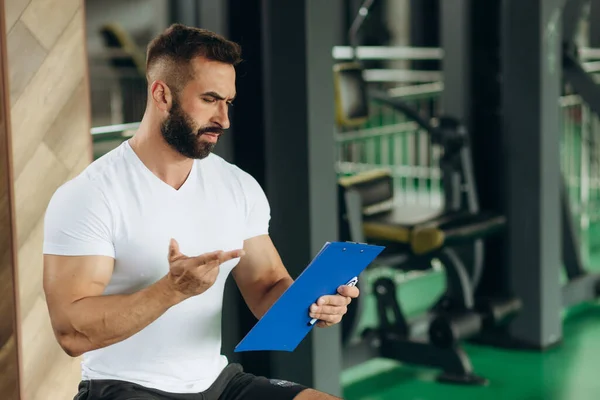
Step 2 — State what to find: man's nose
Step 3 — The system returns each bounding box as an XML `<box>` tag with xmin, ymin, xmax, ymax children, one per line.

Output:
<box><xmin>212</xmin><ymin>102</ymin><xmax>230</xmax><ymax>130</ymax></box>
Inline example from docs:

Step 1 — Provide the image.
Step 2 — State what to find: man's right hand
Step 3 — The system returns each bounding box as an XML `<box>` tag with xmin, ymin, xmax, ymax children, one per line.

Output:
<box><xmin>166</xmin><ymin>238</ymin><xmax>244</xmax><ymax>299</ymax></box>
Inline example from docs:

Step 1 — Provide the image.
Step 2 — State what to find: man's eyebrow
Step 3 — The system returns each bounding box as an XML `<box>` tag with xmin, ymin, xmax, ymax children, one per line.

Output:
<box><xmin>201</xmin><ymin>91</ymin><xmax>236</xmax><ymax>102</ymax></box>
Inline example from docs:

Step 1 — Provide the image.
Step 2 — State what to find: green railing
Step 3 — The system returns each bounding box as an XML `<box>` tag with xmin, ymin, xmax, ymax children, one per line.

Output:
<box><xmin>90</xmin><ymin>122</ymin><xmax>138</xmax><ymax>160</ymax></box>
<box><xmin>335</xmin><ymin>82</ymin><xmax>443</xmax><ymax>208</ymax></box>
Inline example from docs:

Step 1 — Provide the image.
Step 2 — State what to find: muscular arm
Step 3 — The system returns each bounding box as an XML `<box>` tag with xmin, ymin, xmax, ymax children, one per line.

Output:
<box><xmin>232</xmin><ymin>174</ymin><xmax>356</xmax><ymax>324</ymax></box>
<box><xmin>231</xmin><ymin>235</ymin><xmax>293</xmax><ymax>319</ymax></box>
<box><xmin>43</xmin><ymin>254</ymin><xmax>181</xmax><ymax>357</ymax></box>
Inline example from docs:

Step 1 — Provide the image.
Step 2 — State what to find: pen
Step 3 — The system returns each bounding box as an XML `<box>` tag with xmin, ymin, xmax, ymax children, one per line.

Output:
<box><xmin>309</xmin><ymin>276</ymin><xmax>359</xmax><ymax>326</ymax></box>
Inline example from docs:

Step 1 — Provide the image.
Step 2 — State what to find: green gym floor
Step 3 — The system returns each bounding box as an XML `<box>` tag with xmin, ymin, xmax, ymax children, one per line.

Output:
<box><xmin>340</xmin><ymin>255</ymin><xmax>600</xmax><ymax>400</ymax></box>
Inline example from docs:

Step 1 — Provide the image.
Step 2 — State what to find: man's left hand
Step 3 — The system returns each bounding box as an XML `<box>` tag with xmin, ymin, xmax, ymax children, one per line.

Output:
<box><xmin>309</xmin><ymin>285</ymin><xmax>360</xmax><ymax>328</ymax></box>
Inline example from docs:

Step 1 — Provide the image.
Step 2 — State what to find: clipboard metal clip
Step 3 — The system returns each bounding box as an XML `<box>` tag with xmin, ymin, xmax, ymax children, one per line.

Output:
<box><xmin>345</xmin><ymin>276</ymin><xmax>359</xmax><ymax>286</ymax></box>
<box><xmin>308</xmin><ymin>276</ymin><xmax>359</xmax><ymax>326</ymax></box>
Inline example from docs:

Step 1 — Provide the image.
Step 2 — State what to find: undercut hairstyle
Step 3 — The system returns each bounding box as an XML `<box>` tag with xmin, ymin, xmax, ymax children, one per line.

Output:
<box><xmin>146</xmin><ymin>24</ymin><xmax>242</xmax><ymax>95</ymax></box>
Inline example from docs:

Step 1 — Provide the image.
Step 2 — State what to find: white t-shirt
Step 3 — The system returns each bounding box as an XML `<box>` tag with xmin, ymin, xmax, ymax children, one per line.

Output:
<box><xmin>43</xmin><ymin>140</ymin><xmax>270</xmax><ymax>394</ymax></box>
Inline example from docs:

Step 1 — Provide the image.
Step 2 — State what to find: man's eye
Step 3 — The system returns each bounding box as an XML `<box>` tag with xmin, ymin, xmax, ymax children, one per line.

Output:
<box><xmin>227</xmin><ymin>102</ymin><xmax>234</xmax><ymax>107</ymax></box>
<box><xmin>203</xmin><ymin>97</ymin><xmax>216</xmax><ymax>103</ymax></box>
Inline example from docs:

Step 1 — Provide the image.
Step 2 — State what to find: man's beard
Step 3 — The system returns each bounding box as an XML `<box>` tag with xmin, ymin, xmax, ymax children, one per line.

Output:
<box><xmin>160</xmin><ymin>99</ymin><xmax>223</xmax><ymax>159</ymax></box>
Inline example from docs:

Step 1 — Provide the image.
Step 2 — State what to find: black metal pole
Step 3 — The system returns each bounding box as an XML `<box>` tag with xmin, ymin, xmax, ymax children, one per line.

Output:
<box><xmin>501</xmin><ymin>0</ymin><xmax>563</xmax><ymax>349</ymax></box>
<box><xmin>224</xmin><ymin>0</ymin><xmax>344</xmax><ymax>395</ymax></box>
<box><xmin>444</xmin><ymin>0</ymin><xmax>563</xmax><ymax>349</ymax></box>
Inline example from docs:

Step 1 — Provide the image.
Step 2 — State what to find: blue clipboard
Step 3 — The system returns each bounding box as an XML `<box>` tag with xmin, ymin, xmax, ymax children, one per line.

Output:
<box><xmin>234</xmin><ymin>241</ymin><xmax>385</xmax><ymax>352</ymax></box>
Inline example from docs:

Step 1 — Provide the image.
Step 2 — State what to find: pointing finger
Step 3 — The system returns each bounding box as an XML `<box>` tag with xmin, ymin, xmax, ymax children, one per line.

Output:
<box><xmin>191</xmin><ymin>250</ymin><xmax>224</xmax><ymax>265</ymax></box>
<box><xmin>191</xmin><ymin>248</ymin><xmax>244</xmax><ymax>266</ymax></box>
<box><xmin>219</xmin><ymin>249</ymin><xmax>245</xmax><ymax>263</ymax></box>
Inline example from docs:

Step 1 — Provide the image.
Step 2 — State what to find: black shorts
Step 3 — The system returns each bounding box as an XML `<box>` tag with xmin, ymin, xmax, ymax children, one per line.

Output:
<box><xmin>73</xmin><ymin>363</ymin><xmax>309</xmax><ymax>400</ymax></box>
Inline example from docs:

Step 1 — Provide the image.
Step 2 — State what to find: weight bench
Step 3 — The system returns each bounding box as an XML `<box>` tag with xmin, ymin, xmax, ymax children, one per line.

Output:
<box><xmin>339</xmin><ymin>169</ymin><xmax>506</xmax><ymax>260</ymax></box>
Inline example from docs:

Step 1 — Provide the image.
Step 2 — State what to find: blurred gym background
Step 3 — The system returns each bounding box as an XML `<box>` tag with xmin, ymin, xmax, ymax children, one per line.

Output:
<box><xmin>2</xmin><ymin>0</ymin><xmax>600</xmax><ymax>399</ymax></box>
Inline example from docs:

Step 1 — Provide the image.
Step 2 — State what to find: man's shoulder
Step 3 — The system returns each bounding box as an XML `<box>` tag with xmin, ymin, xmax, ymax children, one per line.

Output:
<box><xmin>81</xmin><ymin>142</ymin><xmax>130</xmax><ymax>183</ymax></box>
<box><xmin>52</xmin><ymin>143</ymin><xmax>129</xmax><ymax>202</ymax></box>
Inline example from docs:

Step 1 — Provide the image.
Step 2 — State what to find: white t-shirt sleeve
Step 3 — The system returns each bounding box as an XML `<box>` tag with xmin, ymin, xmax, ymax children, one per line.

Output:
<box><xmin>241</xmin><ymin>172</ymin><xmax>271</xmax><ymax>240</ymax></box>
<box><xmin>43</xmin><ymin>177</ymin><xmax>115</xmax><ymax>258</ymax></box>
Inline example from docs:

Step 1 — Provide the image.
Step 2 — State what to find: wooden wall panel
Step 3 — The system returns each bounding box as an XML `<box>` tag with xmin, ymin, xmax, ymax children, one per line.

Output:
<box><xmin>4</xmin><ymin>0</ymin><xmax>93</xmax><ymax>399</ymax></box>
<box><xmin>10</xmin><ymin>11</ymin><xmax>87</xmax><ymax>179</ymax></box>
<box><xmin>0</xmin><ymin>0</ymin><xmax>23</xmax><ymax>398</ymax></box>
<box><xmin>6</xmin><ymin>22</ymin><xmax>46</xmax><ymax>107</ymax></box>
<box><xmin>4</xmin><ymin>0</ymin><xmax>30</xmax><ymax>32</ymax></box>
<box><xmin>20</xmin><ymin>0</ymin><xmax>80</xmax><ymax>50</ymax></box>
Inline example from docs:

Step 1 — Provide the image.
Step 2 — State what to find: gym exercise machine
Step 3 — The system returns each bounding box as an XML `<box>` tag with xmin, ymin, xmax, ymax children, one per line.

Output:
<box><xmin>333</xmin><ymin>0</ymin><xmax>521</xmax><ymax>385</ymax></box>
<box><xmin>560</xmin><ymin>0</ymin><xmax>600</xmax><ymax>309</ymax></box>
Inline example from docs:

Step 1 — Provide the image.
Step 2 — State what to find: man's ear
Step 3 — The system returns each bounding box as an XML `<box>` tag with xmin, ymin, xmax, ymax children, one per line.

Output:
<box><xmin>150</xmin><ymin>80</ymin><xmax>173</xmax><ymax>112</ymax></box>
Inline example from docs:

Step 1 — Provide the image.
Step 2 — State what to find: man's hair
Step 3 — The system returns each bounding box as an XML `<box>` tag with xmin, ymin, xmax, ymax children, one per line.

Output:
<box><xmin>146</xmin><ymin>24</ymin><xmax>242</xmax><ymax>94</ymax></box>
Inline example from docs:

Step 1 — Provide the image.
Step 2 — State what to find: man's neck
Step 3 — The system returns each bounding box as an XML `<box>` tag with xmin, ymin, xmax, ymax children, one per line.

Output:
<box><xmin>129</xmin><ymin>123</ymin><xmax>194</xmax><ymax>190</ymax></box>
